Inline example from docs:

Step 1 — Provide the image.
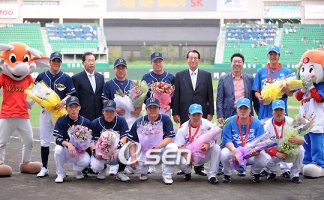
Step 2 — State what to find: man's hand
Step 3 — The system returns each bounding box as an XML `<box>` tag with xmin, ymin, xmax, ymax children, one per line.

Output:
<box><xmin>249</xmin><ymin>148</ymin><xmax>260</xmax><ymax>157</ymax></box>
<box><xmin>201</xmin><ymin>143</ymin><xmax>210</xmax><ymax>151</ymax></box>
<box><xmin>116</xmin><ymin>107</ymin><xmax>125</xmax><ymax>116</ymax></box>
<box><xmin>67</xmin><ymin>144</ymin><xmax>77</xmax><ymax>158</ymax></box>
<box><xmin>217</xmin><ymin>117</ymin><xmax>224</xmax><ymax>124</ymax></box>
<box><xmin>173</xmin><ymin>115</ymin><xmax>180</xmax><ymax>123</ymax></box>
<box><xmin>276</xmin><ymin>152</ymin><xmax>288</xmax><ymax>160</ymax></box>
<box><xmin>258</xmin><ymin>96</ymin><xmax>265</xmax><ymax>104</ymax></box>
<box><xmin>207</xmin><ymin>114</ymin><xmax>213</xmax><ymax>121</ymax></box>
<box><xmin>288</xmin><ymin>136</ymin><xmax>304</xmax><ymax>145</ymax></box>
<box><xmin>54</xmin><ymin>100</ymin><xmax>65</xmax><ymax>111</ymax></box>
<box><xmin>231</xmin><ymin>149</ymin><xmax>238</xmax><ymax>163</ymax></box>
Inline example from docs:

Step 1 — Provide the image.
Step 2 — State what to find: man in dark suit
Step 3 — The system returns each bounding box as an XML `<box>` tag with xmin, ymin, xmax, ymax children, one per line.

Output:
<box><xmin>216</xmin><ymin>53</ymin><xmax>258</xmax><ymax>124</ymax></box>
<box><xmin>72</xmin><ymin>52</ymin><xmax>105</xmax><ymax>121</ymax></box>
<box><xmin>172</xmin><ymin>50</ymin><xmax>214</xmax><ymax>176</ymax></box>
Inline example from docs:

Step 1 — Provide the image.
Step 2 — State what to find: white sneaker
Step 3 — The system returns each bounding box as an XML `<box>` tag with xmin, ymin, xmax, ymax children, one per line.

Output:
<box><xmin>124</xmin><ymin>166</ymin><xmax>133</xmax><ymax>174</ymax></box>
<box><xmin>109</xmin><ymin>164</ymin><xmax>118</xmax><ymax>176</ymax></box>
<box><xmin>148</xmin><ymin>166</ymin><xmax>156</xmax><ymax>174</ymax></box>
<box><xmin>97</xmin><ymin>168</ymin><xmax>107</xmax><ymax>180</ymax></box>
<box><xmin>55</xmin><ymin>175</ymin><xmax>65</xmax><ymax>183</ymax></box>
<box><xmin>139</xmin><ymin>174</ymin><xmax>148</xmax><ymax>181</ymax></box>
<box><xmin>162</xmin><ymin>176</ymin><xmax>173</xmax><ymax>185</ymax></box>
<box><xmin>116</xmin><ymin>172</ymin><xmax>130</xmax><ymax>182</ymax></box>
<box><xmin>37</xmin><ymin>167</ymin><xmax>48</xmax><ymax>177</ymax></box>
<box><xmin>75</xmin><ymin>171</ymin><xmax>84</xmax><ymax>180</ymax></box>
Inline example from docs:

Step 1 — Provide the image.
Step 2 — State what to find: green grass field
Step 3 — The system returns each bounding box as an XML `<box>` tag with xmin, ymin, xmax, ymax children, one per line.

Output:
<box><xmin>0</xmin><ymin>81</ymin><xmax>300</xmax><ymax>128</ymax></box>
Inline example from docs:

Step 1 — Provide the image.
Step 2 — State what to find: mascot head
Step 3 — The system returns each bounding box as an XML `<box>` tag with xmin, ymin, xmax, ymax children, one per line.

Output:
<box><xmin>297</xmin><ymin>48</ymin><xmax>324</xmax><ymax>84</ymax></box>
<box><xmin>0</xmin><ymin>42</ymin><xmax>49</xmax><ymax>81</ymax></box>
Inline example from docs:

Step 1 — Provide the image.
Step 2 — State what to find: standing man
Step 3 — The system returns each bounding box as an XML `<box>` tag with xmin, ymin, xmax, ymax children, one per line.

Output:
<box><xmin>173</xmin><ymin>50</ymin><xmax>214</xmax><ymax>176</ymax></box>
<box><xmin>217</xmin><ymin>53</ymin><xmax>258</xmax><ymax>124</ymax></box>
<box><xmin>102</xmin><ymin>58</ymin><xmax>141</xmax><ymax>175</ymax></box>
<box><xmin>35</xmin><ymin>52</ymin><xmax>75</xmax><ymax>177</ymax></box>
<box><xmin>53</xmin><ymin>96</ymin><xmax>92</xmax><ymax>183</ymax></box>
<box><xmin>220</xmin><ymin>98</ymin><xmax>268</xmax><ymax>183</ymax></box>
<box><xmin>72</xmin><ymin>52</ymin><xmax>104</xmax><ymax>121</ymax></box>
<box><xmin>141</xmin><ymin>51</ymin><xmax>175</xmax><ymax>98</ymax></box>
<box><xmin>252</xmin><ymin>45</ymin><xmax>293</xmax><ymax>121</ymax></box>
<box><xmin>173</xmin><ymin>49</ymin><xmax>214</xmax><ymax>124</ymax></box>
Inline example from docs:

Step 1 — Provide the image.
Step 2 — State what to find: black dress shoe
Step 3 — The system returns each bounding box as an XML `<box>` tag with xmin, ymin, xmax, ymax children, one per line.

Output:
<box><xmin>208</xmin><ymin>177</ymin><xmax>219</xmax><ymax>184</ymax></box>
<box><xmin>291</xmin><ymin>176</ymin><xmax>302</xmax><ymax>183</ymax></box>
<box><xmin>184</xmin><ymin>173</ymin><xmax>191</xmax><ymax>181</ymax></box>
<box><xmin>281</xmin><ymin>171</ymin><xmax>291</xmax><ymax>179</ymax></box>
<box><xmin>266</xmin><ymin>173</ymin><xmax>276</xmax><ymax>180</ymax></box>
<box><xmin>223</xmin><ymin>175</ymin><xmax>232</xmax><ymax>183</ymax></box>
<box><xmin>252</xmin><ymin>174</ymin><xmax>261</xmax><ymax>183</ymax></box>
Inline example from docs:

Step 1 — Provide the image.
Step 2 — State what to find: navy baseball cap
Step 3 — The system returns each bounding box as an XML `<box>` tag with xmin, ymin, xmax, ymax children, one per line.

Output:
<box><xmin>114</xmin><ymin>58</ymin><xmax>127</xmax><ymax>68</ymax></box>
<box><xmin>150</xmin><ymin>52</ymin><xmax>163</xmax><ymax>62</ymax></box>
<box><xmin>236</xmin><ymin>98</ymin><xmax>251</xmax><ymax>108</ymax></box>
<box><xmin>189</xmin><ymin>104</ymin><xmax>203</xmax><ymax>115</ymax></box>
<box><xmin>272</xmin><ymin>100</ymin><xmax>285</xmax><ymax>110</ymax></box>
<box><xmin>103</xmin><ymin>100</ymin><xmax>116</xmax><ymax>111</ymax></box>
<box><xmin>267</xmin><ymin>45</ymin><xmax>280</xmax><ymax>54</ymax></box>
<box><xmin>66</xmin><ymin>96</ymin><xmax>80</xmax><ymax>107</ymax></box>
<box><xmin>50</xmin><ymin>51</ymin><xmax>63</xmax><ymax>61</ymax></box>
<box><xmin>146</xmin><ymin>97</ymin><xmax>160</xmax><ymax>107</ymax></box>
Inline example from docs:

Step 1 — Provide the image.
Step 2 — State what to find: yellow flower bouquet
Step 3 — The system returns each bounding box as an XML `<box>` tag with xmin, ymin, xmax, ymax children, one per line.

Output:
<box><xmin>261</xmin><ymin>75</ymin><xmax>305</xmax><ymax>105</ymax></box>
<box><xmin>25</xmin><ymin>81</ymin><xmax>66</xmax><ymax>123</ymax></box>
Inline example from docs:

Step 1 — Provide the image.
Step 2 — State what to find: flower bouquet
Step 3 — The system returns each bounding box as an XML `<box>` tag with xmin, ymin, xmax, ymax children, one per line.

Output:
<box><xmin>114</xmin><ymin>89</ymin><xmax>136</xmax><ymax>127</ymax></box>
<box><xmin>230</xmin><ymin>132</ymin><xmax>278</xmax><ymax>169</ymax></box>
<box><xmin>68</xmin><ymin>125</ymin><xmax>93</xmax><ymax>153</ymax></box>
<box><xmin>95</xmin><ymin>130</ymin><xmax>119</xmax><ymax>160</ymax></box>
<box><xmin>150</xmin><ymin>82</ymin><xmax>174</xmax><ymax>114</ymax></box>
<box><xmin>25</xmin><ymin>81</ymin><xmax>66</xmax><ymax>123</ymax></box>
<box><xmin>129</xmin><ymin>80</ymin><xmax>148</xmax><ymax>108</ymax></box>
<box><xmin>137</xmin><ymin>121</ymin><xmax>163</xmax><ymax>159</ymax></box>
<box><xmin>261</xmin><ymin>73</ymin><xmax>306</xmax><ymax>105</ymax></box>
<box><xmin>278</xmin><ymin>115</ymin><xmax>314</xmax><ymax>162</ymax></box>
<box><xmin>186</xmin><ymin>126</ymin><xmax>222</xmax><ymax>165</ymax></box>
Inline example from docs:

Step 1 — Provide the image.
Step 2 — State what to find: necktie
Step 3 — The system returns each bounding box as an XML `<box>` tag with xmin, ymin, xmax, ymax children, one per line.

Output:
<box><xmin>191</xmin><ymin>72</ymin><xmax>196</xmax><ymax>90</ymax></box>
<box><xmin>89</xmin><ymin>74</ymin><xmax>96</xmax><ymax>93</ymax></box>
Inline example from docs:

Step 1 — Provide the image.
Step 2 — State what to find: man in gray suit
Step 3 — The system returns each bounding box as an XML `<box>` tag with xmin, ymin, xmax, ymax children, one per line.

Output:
<box><xmin>72</xmin><ymin>52</ymin><xmax>105</xmax><ymax>121</ymax></box>
<box><xmin>216</xmin><ymin>53</ymin><xmax>258</xmax><ymax>124</ymax></box>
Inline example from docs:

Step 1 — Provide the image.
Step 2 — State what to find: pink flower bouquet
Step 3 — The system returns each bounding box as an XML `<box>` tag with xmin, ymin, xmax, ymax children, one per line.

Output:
<box><xmin>95</xmin><ymin>130</ymin><xmax>119</xmax><ymax>160</ymax></box>
<box><xmin>186</xmin><ymin>126</ymin><xmax>222</xmax><ymax>165</ymax></box>
<box><xmin>150</xmin><ymin>82</ymin><xmax>174</xmax><ymax>113</ymax></box>
<box><xmin>68</xmin><ymin>125</ymin><xmax>93</xmax><ymax>153</ymax></box>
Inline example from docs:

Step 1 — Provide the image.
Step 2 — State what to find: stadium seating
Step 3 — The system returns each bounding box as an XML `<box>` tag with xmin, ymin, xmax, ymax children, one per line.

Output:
<box><xmin>223</xmin><ymin>24</ymin><xmax>278</xmax><ymax>63</ymax></box>
<box><xmin>280</xmin><ymin>24</ymin><xmax>324</xmax><ymax>64</ymax></box>
<box><xmin>0</xmin><ymin>23</ymin><xmax>46</xmax><ymax>54</ymax></box>
<box><xmin>46</xmin><ymin>23</ymin><xmax>99</xmax><ymax>53</ymax></box>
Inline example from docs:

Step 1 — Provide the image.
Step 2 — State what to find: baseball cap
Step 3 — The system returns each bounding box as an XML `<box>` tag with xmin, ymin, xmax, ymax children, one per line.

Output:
<box><xmin>146</xmin><ymin>97</ymin><xmax>160</xmax><ymax>107</ymax></box>
<box><xmin>114</xmin><ymin>58</ymin><xmax>127</xmax><ymax>68</ymax></box>
<box><xmin>50</xmin><ymin>51</ymin><xmax>63</xmax><ymax>61</ymax></box>
<box><xmin>272</xmin><ymin>100</ymin><xmax>285</xmax><ymax>110</ymax></box>
<box><xmin>267</xmin><ymin>45</ymin><xmax>280</xmax><ymax>54</ymax></box>
<box><xmin>66</xmin><ymin>96</ymin><xmax>80</xmax><ymax>107</ymax></box>
<box><xmin>189</xmin><ymin>104</ymin><xmax>203</xmax><ymax>115</ymax></box>
<box><xmin>150</xmin><ymin>52</ymin><xmax>163</xmax><ymax>62</ymax></box>
<box><xmin>236</xmin><ymin>98</ymin><xmax>251</xmax><ymax>108</ymax></box>
<box><xmin>103</xmin><ymin>100</ymin><xmax>116</xmax><ymax>111</ymax></box>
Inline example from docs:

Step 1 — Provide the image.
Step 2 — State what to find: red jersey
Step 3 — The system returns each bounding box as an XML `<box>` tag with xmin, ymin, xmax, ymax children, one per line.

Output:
<box><xmin>0</xmin><ymin>74</ymin><xmax>34</xmax><ymax>119</ymax></box>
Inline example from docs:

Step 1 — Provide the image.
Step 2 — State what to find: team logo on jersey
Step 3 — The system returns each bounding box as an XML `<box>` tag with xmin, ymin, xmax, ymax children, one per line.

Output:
<box><xmin>280</xmin><ymin>73</ymin><xmax>285</xmax><ymax>77</ymax></box>
<box><xmin>55</xmin><ymin>83</ymin><xmax>66</xmax><ymax>91</ymax></box>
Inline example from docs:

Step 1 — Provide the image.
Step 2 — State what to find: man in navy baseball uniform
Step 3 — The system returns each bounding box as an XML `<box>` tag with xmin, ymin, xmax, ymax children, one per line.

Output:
<box><xmin>35</xmin><ymin>52</ymin><xmax>75</xmax><ymax>177</ymax></box>
<box><xmin>53</xmin><ymin>96</ymin><xmax>91</xmax><ymax>183</ymax></box>
<box><xmin>127</xmin><ymin>97</ymin><xmax>178</xmax><ymax>185</ymax></box>
<box><xmin>90</xmin><ymin>100</ymin><xmax>130</xmax><ymax>181</ymax></box>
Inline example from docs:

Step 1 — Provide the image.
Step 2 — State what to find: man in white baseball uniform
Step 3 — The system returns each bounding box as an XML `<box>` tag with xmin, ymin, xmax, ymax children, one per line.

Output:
<box><xmin>263</xmin><ymin>100</ymin><xmax>304</xmax><ymax>183</ymax></box>
<box><xmin>175</xmin><ymin>104</ymin><xmax>221</xmax><ymax>184</ymax></box>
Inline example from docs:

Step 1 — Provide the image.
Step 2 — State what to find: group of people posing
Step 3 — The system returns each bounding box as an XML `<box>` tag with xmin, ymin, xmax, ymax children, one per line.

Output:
<box><xmin>1</xmin><ymin>46</ymin><xmax>320</xmax><ymax>185</ymax></box>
